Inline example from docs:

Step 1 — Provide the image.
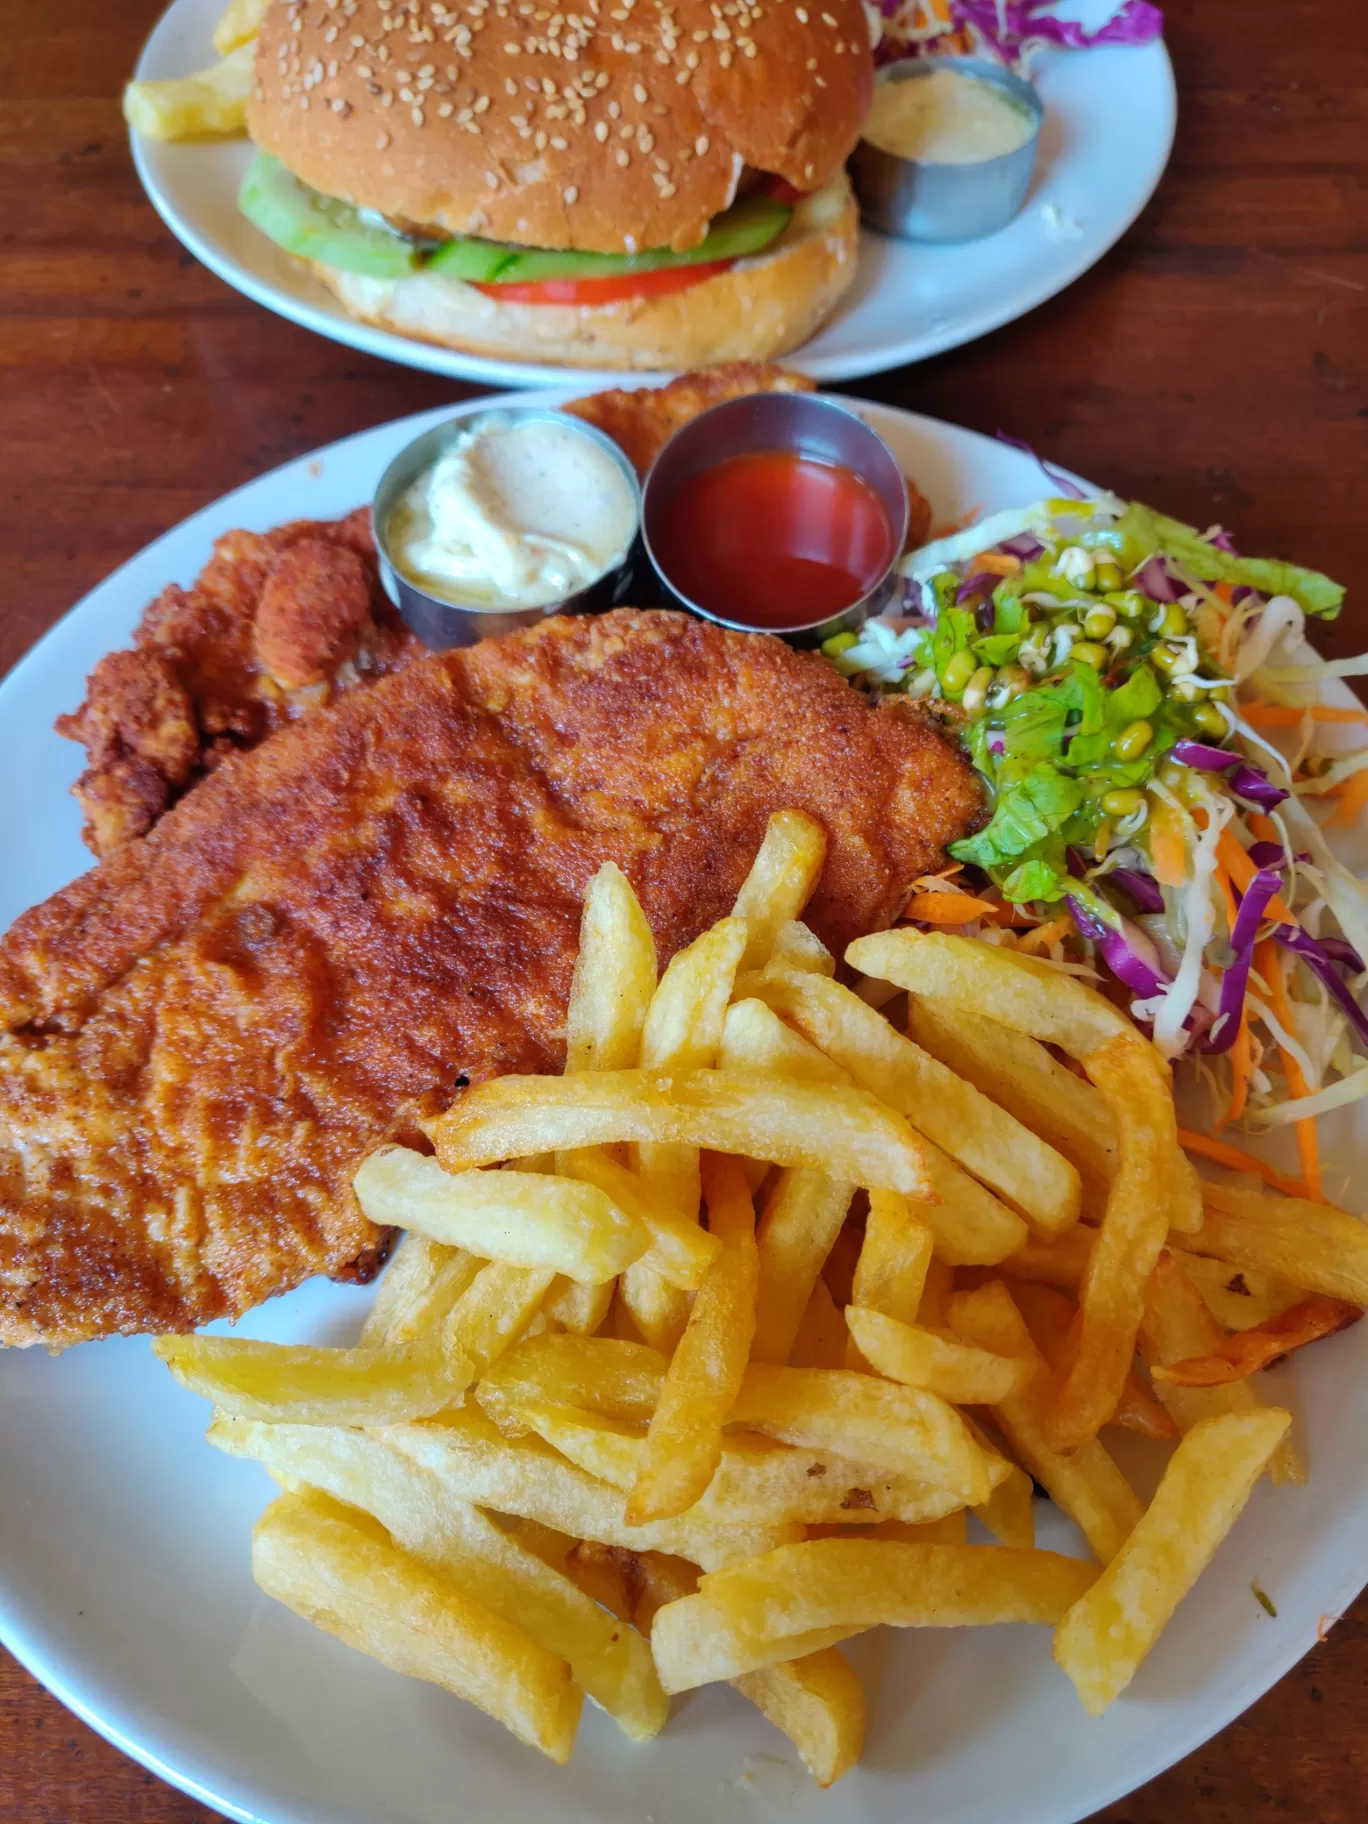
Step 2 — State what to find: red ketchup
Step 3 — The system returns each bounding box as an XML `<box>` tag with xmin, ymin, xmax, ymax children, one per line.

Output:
<box><xmin>650</xmin><ymin>450</ymin><xmax>897</xmax><ymax>631</ymax></box>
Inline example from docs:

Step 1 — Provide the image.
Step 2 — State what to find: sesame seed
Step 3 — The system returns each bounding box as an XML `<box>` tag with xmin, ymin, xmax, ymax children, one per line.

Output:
<box><xmin>594</xmin><ymin>119</ymin><xmax>608</xmax><ymax>139</ymax></box>
<box><xmin>639</xmin><ymin>128</ymin><xmax>654</xmax><ymax>150</ymax></box>
<box><xmin>794</xmin><ymin>5</ymin><xmax>806</xmax><ymax>16</ymax></box>
<box><xmin>411</xmin><ymin>105</ymin><xmax>425</xmax><ymax>122</ymax></box>
<box><xmin>505</xmin><ymin>76</ymin><xmax>518</xmax><ymax>91</ymax></box>
<box><xmin>719</xmin><ymin>46</ymin><xmax>731</xmax><ymax>62</ymax></box>
<box><xmin>632</xmin><ymin>80</ymin><xmax>647</xmax><ymax>101</ymax></box>
<box><xmin>551</xmin><ymin>133</ymin><xmax>567</xmax><ymax>146</ymax></box>
<box><xmin>607</xmin><ymin>98</ymin><xmax>620</xmax><ymax>115</ymax></box>
<box><xmin>695</xmin><ymin>133</ymin><xmax>708</xmax><ymax>153</ymax></box>
<box><xmin>563</xmin><ymin>184</ymin><xmax>578</xmax><ymax>202</ymax></box>
<box><xmin>380</xmin><ymin>88</ymin><xmax>393</xmax><ymax>104</ymax></box>
<box><xmin>805</xmin><ymin>55</ymin><xmax>816</xmax><ymax>67</ymax></box>
<box><xmin>744</xmin><ymin>40</ymin><xmax>756</xmax><ymax>53</ymax></box>
<box><xmin>475</xmin><ymin>93</ymin><xmax>490</xmax><ymax>110</ymax></box>
<box><xmin>376</xmin><ymin>128</ymin><xmax>390</xmax><ymax>146</ymax></box>
<box><xmin>675</xmin><ymin>65</ymin><xmax>690</xmax><ymax>81</ymax></box>
<box><xmin>486</xmin><ymin>170</ymin><xmax>500</xmax><ymax>186</ymax></box>
<box><xmin>356</xmin><ymin>61</ymin><xmax>372</xmax><ymax>75</ymax></box>
<box><xmin>659</xmin><ymin>181</ymin><xmax>675</xmax><ymax>196</ymax></box>
<box><xmin>399</xmin><ymin>85</ymin><xmax>414</xmax><ymax>99</ymax></box>
<box><xmin>615</xmin><ymin>148</ymin><xmax>629</xmax><ymax>164</ymax></box>
<box><xmin>822</xmin><ymin>6</ymin><xmax>836</xmax><ymax>17</ymax></box>
<box><xmin>504</xmin><ymin>39</ymin><xmax>520</xmax><ymax>49</ymax></box>
<box><xmin>535</xmin><ymin>129</ymin><xmax>548</xmax><ymax>147</ymax></box>
<box><xmin>815</xmin><ymin>72</ymin><xmax>825</xmax><ymax>85</ymax></box>
<box><xmin>438</xmin><ymin>99</ymin><xmax>454</xmax><ymax>114</ymax></box>
<box><xmin>804</xmin><ymin>160</ymin><xmax>814</xmax><ymax>177</ymax></box>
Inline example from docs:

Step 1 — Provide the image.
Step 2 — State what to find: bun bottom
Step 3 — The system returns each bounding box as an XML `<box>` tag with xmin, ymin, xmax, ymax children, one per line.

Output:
<box><xmin>314</xmin><ymin>176</ymin><xmax>860</xmax><ymax>371</ymax></box>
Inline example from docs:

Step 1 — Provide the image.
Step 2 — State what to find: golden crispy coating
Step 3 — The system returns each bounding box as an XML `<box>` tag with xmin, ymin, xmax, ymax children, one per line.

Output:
<box><xmin>56</xmin><ymin>509</ymin><xmax>419</xmax><ymax>858</ymax></box>
<box><xmin>0</xmin><ymin>610</ymin><xmax>980</xmax><ymax>1349</ymax></box>
<box><xmin>563</xmin><ymin>362</ymin><xmax>815</xmax><ymax>477</ymax></box>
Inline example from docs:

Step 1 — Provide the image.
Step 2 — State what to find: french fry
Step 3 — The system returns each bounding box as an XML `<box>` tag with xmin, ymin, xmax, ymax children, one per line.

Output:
<box><xmin>154</xmin><ymin>1333</ymin><xmax>473</xmax><ymax>1426</ymax></box>
<box><xmin>949</xmin><ymin>1283</ymin><xmax>1144</xmax><ymax>1565</ymax></box>
<box><xmin>557</xmin><ymin>1148</ymin><xmax>721</xmax><ymax>1290</ymax></box>
<box><xmin>515</xmin><ymin>1404</ymin><xmax>969</xmax><ymax>1528</ymax></box>
<box><xmin>477</xmin><ymin>1333</ymin><xmax>666</xmax><ymax>1430</ymax></box>
<box><xmin>769</xmin><ymin>920</ymin><xmax>836</xmax><ymax>977</ymax></box>
<box><xmin>1007</xmin><ymin>1280</ymin><xmax>1178</xmax><ymax>1442</ymax></box>
<box><xmin>627</xmin><ymin>1156</ymin><xmax>759</xmax><ymax>1522</ymax></box>
<box><xmin>564</xmin><ymin>1540</ymin><xmax>637</xmax><ymax>1620</ymax></box>
<box><xmin>213</xmin><ymin>0</ymin><xmax>271</xmax><ymax>54</ymax></box>
<box><xmin>353</xmin><ymin>1148</ymin><xmax>649</xmax><ymax>1283</ymax></box>
<box><xmin>211</xmin><ymin>1417</ymin><xmax>668</xmax><ymax>1740</ymax></box>
<box><xmin>1151</xmin><ymin>1295</ymin><xmax>1361</xmax><ymax>1388</ymax></box>
<box><xmin>849</xmin><ymin>1189</ymin><xmax>933</xmax><ymax>1325</ymax></box>
<box><xmin>387</xmin><ymin>1408</ymin><xmax>801</xmax><ymax>1569</ymax></box>
<box><xmin>1046</xmin><ymin>1033</ymin><xmax>1175</xmax><ymax>1452</ymax></box>
<box><xmin>718</xmin><ymin>998</ymin><xmax>850</xmax><ymax>1086</ymax></box>
<box><xmin>443</xmin><ymin>1262</ymin><xmax>559</xmax><ymax>1376</ymax></box>
<box><xmin>916</xmin><ymin>1256</ymin><xmax>953</xmax><ymax>1328</ymax></box>
<box><xmin>1002</xmin><ymin>1226</ymin><xmax>1095</xmax><ymax>1289</ymax></box>
<box><xmin>846</xmin><ymin>1305</ymin><xmax>1034</xmax><ymax>1405</ymax></box>
<box><xmin>729</xmin><ymin>1365</ymin><xmax>996</xmax><ymax>1504</ymax></box>
<box><xmin>1173</xmin><ymin>1183</ymin><xmax>1368</xmax><ymax>1305</ymax></box>
<box><xmin>790</xmin><ymin>1276</ymin><xmax>848</xmax><ymax>1369</ymax></box>
<box><xmin>731</xmin><ymin>811</ymin><xmax>828</xmax><ymax>970</ymax></box>
<box><xmin>542</xmin><ymin>1275</ymin><xmax>616</xmax><ymax>1335</ymax></box>
<box><xmin>732</xmin><ymin>1649</ymin><xmax>866</xmax><ymax>1788</ymax></box>
<box><xmin>847</xmin><ymin>929</ymin><xmax>1133</xmax><ymax>1058</ymax></box>
<box><xmin>1174</xmin><ymin>1253</ymin><xmax>1305</xmax><ymax>1332</ymax></box>
<box><xmin>906</xmin><ymin>996</ymin><xmax>1118</xmax><ymax>1195</ymax></box>
<box><xmin>752</xmin><ymin>1169</ymin><xmax>855</xmax><ymax>1365</ymax></box>
<box><xmin>565</xmin><ymin>861</ymin><xmax>657</xmax><ymax>1074</ymax></box>
<box><xmin>1139</xmin><ymin>1253</ymin><xmax>1305</xmax><ymax>1486</ymax></box>
<box><xmin>961</xmin><ymin>1416</ymin><xmax>1036</xmax><ymax>1549</ymax></box>
<box><xmin>425</xmin><ymin>1069</ymin><xmax>932</xmax><ymax>1197</ymax></box>
<box><xmin>652</xmin><ymin>1540</ymin><xmax>1097</xmax><ymax>1687</ymax></box>
<box><xmin>361</xmin><ymin>1233</ymin><xmax>481</xmax><ymax>1348</ymax></box>
<box><xmin>867</xmin><ymin>1510</ymin><xmax>970</xmax><ymax>1545</ymax></box>
<box><xmin>253</xmin><ymin>1491</ymin><xmax>582</xmax><ymax>1761</ymax></box>
<box><xmin>743</xmin><ymin>968</ymin><xmax>1081</xmax><ymax>1237</ymax></box>
<box><xmin>122</xmin><ymin>42</ymin><xmax>255</xmax><ymax>141</ymax></box>
<box><xmin>1053</xmin><ymin>1409</ymin><xmax>1291</xmax><ymax>1714</ymax></box>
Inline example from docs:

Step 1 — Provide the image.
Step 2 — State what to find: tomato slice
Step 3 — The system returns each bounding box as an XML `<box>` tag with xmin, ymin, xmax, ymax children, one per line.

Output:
<box><xmin>760</xmin><ymin>176</ymin><xmax>809</xmax><ymax>206</ymax></box>
<box><xmin>471</xmin><ymin>259</ymin><xmax>734</xmax><ymax>306</ymax></box>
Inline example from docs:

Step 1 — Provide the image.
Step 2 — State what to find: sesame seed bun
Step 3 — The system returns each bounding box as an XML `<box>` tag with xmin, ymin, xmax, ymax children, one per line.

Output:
<box><xmin>311</xmin><ymin>173</ymin><xmax>858</xmax><ymax>369</ymax></box>
<box><xmin>248</xmin><ymin>0</ymin><xmax>873</xmax><ymax>255</ymax></box>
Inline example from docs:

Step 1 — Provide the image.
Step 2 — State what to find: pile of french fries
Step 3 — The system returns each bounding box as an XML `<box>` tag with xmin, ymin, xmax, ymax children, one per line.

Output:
<box><xmin>157</xmin><ymin>810</ymin><xmax>1368</xmax><ymax>1783</ymax></box>
<box><xmin>123</xmin><ymin>0</ymin><xmax>269</xmax><ymax>142</ymax></box>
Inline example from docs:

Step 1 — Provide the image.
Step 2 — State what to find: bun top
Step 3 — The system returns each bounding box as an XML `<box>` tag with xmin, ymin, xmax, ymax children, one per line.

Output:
<box><xmin>247</xmin><ymin>0</ymin><xmax>872</xmax><ymax>254</ymax></box>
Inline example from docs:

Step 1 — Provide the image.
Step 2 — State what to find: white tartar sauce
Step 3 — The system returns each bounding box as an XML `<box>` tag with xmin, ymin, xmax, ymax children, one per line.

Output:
<box><xmin>390</xmin><ymin>414</ymin><xmax>636</xmax><ymax>609</ymax></box>
<box><xmin>864</xmin><ymin>68</ymin><xmax>1036</xmax><ymax>165</ymax></box>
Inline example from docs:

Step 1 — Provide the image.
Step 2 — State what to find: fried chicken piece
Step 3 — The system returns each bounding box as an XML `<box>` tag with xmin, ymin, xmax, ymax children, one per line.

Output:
<box><xmin>563</xmin><ymin>362</ymin><xmax>815</xmax><ymax>476</ymax></box>
<box><xmin>56</xmin><ymin>509</ymin><xmax>420</xmax><ymax>858</ymax></box>
<box><xmin>0</xmin><ymin>609</ymin><xmax>981</xmax><ymax>1348</ymax></box>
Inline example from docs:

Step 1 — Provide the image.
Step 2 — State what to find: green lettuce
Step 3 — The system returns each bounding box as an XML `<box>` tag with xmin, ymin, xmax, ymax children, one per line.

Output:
<box><xmin>950</xmin><ymin>765</ymin><xmax>1083</xmax><ymax>870</ymax></box>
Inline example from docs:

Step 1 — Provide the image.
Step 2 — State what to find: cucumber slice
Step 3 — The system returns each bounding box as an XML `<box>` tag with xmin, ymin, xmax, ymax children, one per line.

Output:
<box><xmin>418</xmin><ymin>194</ymin><xmax>793</xmax><ymax>288</ymax></box>
<box><xmin>425</xmin><ymin>238</ymin><xmax>520</xmax><ymax>282</ymax></box>
<box><xmin>494</xmin><ymin>194</ymin><xmax>792</xmax><ymax>283</ymax></box>
<box><xmin>238</xmin><ymin>153</ymin><xmax>421</xmax><ymax>279</ymax></box>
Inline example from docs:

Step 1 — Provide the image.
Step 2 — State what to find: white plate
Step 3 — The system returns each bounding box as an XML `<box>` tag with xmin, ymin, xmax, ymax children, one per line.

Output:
<box><xmin>1</xmin><ymin>395</ymin><xmax>1364</xmax><ymax>1824</ymax></box>
<box><xmin>131</xmin><ymin>0</ymin><xmax>1175</xmax><ymax>387</ymax></box>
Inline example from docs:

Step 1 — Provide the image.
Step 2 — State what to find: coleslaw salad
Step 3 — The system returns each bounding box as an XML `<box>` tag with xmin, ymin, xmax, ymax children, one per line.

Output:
<box><xmin>825</xmin><ymin>492</ymin><xmax>1366</xmax><ymax>1196</ymax></box>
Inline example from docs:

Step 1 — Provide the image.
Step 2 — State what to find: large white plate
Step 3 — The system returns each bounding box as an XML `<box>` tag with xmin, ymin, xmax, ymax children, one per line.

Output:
<box><xmin>1</xmin><ymin>395</ymin><xmax>1364</xmax><ymax>1824</ymax></box>
<box><xmin>131</xmin><ymin>0</ymin><xmax>1175</xmax><ymax>387</ymax></box>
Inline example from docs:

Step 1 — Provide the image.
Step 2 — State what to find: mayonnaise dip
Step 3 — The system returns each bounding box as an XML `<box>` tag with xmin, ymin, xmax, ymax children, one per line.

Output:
<box><xmin>863</xmin><ymin>68</ymin><xmax>1036</xmax><ymax>165</ymax></box>
<box><xmin>389</xmin><ymin>413</ymin><xmax>637</xmax><ymax>609</ymax></box>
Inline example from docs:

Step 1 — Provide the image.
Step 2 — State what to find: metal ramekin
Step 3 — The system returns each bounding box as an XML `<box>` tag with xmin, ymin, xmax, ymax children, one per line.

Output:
<box><xmin>640</xmin><ymin>392</ymin><xmax>910</xmax><ymax>649</ymax></box>
<box><xmin>372</xmin><ymin>407</ymin><xmax>642</xmax><ymax>650</ymax></box>
<box><xmin>851</xmin><ymin>56</ymin><xmax>1044</xmax><ymax>244</ymax></box>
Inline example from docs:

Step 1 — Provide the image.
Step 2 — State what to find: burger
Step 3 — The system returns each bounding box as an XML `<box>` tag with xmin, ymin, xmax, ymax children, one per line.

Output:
<box><xmin>239</xmin><ymin>0</ymin><xmax>873</xmax><ymax>369</ymax></box>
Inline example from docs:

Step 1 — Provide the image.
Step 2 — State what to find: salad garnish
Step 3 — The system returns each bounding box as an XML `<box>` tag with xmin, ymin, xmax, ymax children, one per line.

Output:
<box><xmin>824</xmin><ymin>491</ymin><xmax>1365</xmax><ymax>1194</ymax></box>
<box><xmin>875</xmin><ymin>0</ymin><xmax>1164</xmax><ymax>72</ymax></box>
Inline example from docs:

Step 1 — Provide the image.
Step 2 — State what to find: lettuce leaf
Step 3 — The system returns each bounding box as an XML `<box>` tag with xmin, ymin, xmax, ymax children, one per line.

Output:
<box><xmin>950</xmin><ymin>765</ymin><xmax>1083</xmax><ymax>869</ymax></box>
<box><xmin>1000</xmin><ymin>857</ymin><xmax>1069</xmax><ymax>904</ymax></box>
<box><xmin>1226</xmin><ymin>557</ymin><xmax>1344</xmax><ymax>619</ymax></box>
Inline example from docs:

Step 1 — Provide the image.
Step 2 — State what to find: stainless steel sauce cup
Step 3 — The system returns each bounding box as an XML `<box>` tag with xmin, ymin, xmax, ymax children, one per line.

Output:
<box><xmin>851</xmin><ymin>56</ymin><xmax>1044</xmax><ymax>244</ymax></box>
<box><xmin>371</xmin><ymin>407</ymin><xmax>642</xmax><ymax>650</ymax></box>
<box><xmin>640</xmin><ymin>392</ymin><xmax>910</xmax><ymax>649</ymax></box>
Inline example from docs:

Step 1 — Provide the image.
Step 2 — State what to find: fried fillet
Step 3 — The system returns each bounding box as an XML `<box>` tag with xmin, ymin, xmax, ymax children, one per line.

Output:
<box><xmin>56</xmin><ymin>509</ymin><xmax>419</xmax><ymax>858</ymax></box>
<box><xmin>562</xmin><ymin>361</ymin><xmax>815</xmax><ymax>477</ymax></box>
<box><xmin>1</xmin><ymin>610</ymin><xmax>981</xmax><ymax>1349</ymax></box>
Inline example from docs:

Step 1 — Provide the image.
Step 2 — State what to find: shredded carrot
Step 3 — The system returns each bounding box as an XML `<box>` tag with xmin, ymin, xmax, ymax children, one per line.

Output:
<box><xmin>1247</xmin><ymin>810</ymin><xmax>1279</xmax><ymax>844</ymax></box>
<box><xmin>1149</xmin><ymin>797</ymin><xmax>1187</xmax><ymax>886</ymax></box>
<box><xmin>1254</xmin><ymin>939</ymin><xmax>1324</xmax><ymax>1201</ymax></box>
<box><xmin>1213</xmin><ymin>863</ymin><xmax>1239</xmax><ymax>938</ymax></box>
<box><xmin>1015</xmin><ymin>914</ymin><xmax>1073</xmax><ymax>955</ymax></box>
<box><xmin>1327</xmin><ymin>768</ymin><xmax>1368</xmax><ymax>829</ymax></box>
<box><xmin>1224</xmin><ymin>1013</ymin><xmax>1253</xmax><ymax>1127</ymax></box>
<box><xmin>1213</xmin><ymin>580</ymin><xmax>1236</xmax><ymax>605</ymax></box>
<box><xmin>1216</xmin><ymin>829</ymin><xmax>1297</xmax><ymax>927</ymax></box>
<box><xmin>1152</xmin><ymin>1295</ymin><xmax>1360</xmax><ymax>1387</ymax></box>
<box><xmin>967</xmin><ymin>551</ymin><xmax>1020</xmax><ymax>576</ymax></box>
<box><xmin>905</xmin><ymin>891</ymin><xmax>1001</xmax><ymax>925</ymax></box>
<box><xmin>1176</xmin><ymin>1129</ymin><xmax>1310</xmax><ymax>1199</ymax></box>
<box><xmin>1242</xmin><ymin>703</ymin><xmax>1368</xmax><ymax>728</ymax></box>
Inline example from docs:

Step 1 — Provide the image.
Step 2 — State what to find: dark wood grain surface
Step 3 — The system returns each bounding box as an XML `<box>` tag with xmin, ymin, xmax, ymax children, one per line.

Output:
<box><xmin>1</xmin><ymin>0</ymin><xmax>1365</xmax><ymax>1818</ymax></box>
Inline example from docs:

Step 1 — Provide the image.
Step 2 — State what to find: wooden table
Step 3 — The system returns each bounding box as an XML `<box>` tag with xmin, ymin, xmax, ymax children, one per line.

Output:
<box><xmin>1</xmin><ymin>0</ymin><xmax>1365</xmax><ymax>1818</ymax></box>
